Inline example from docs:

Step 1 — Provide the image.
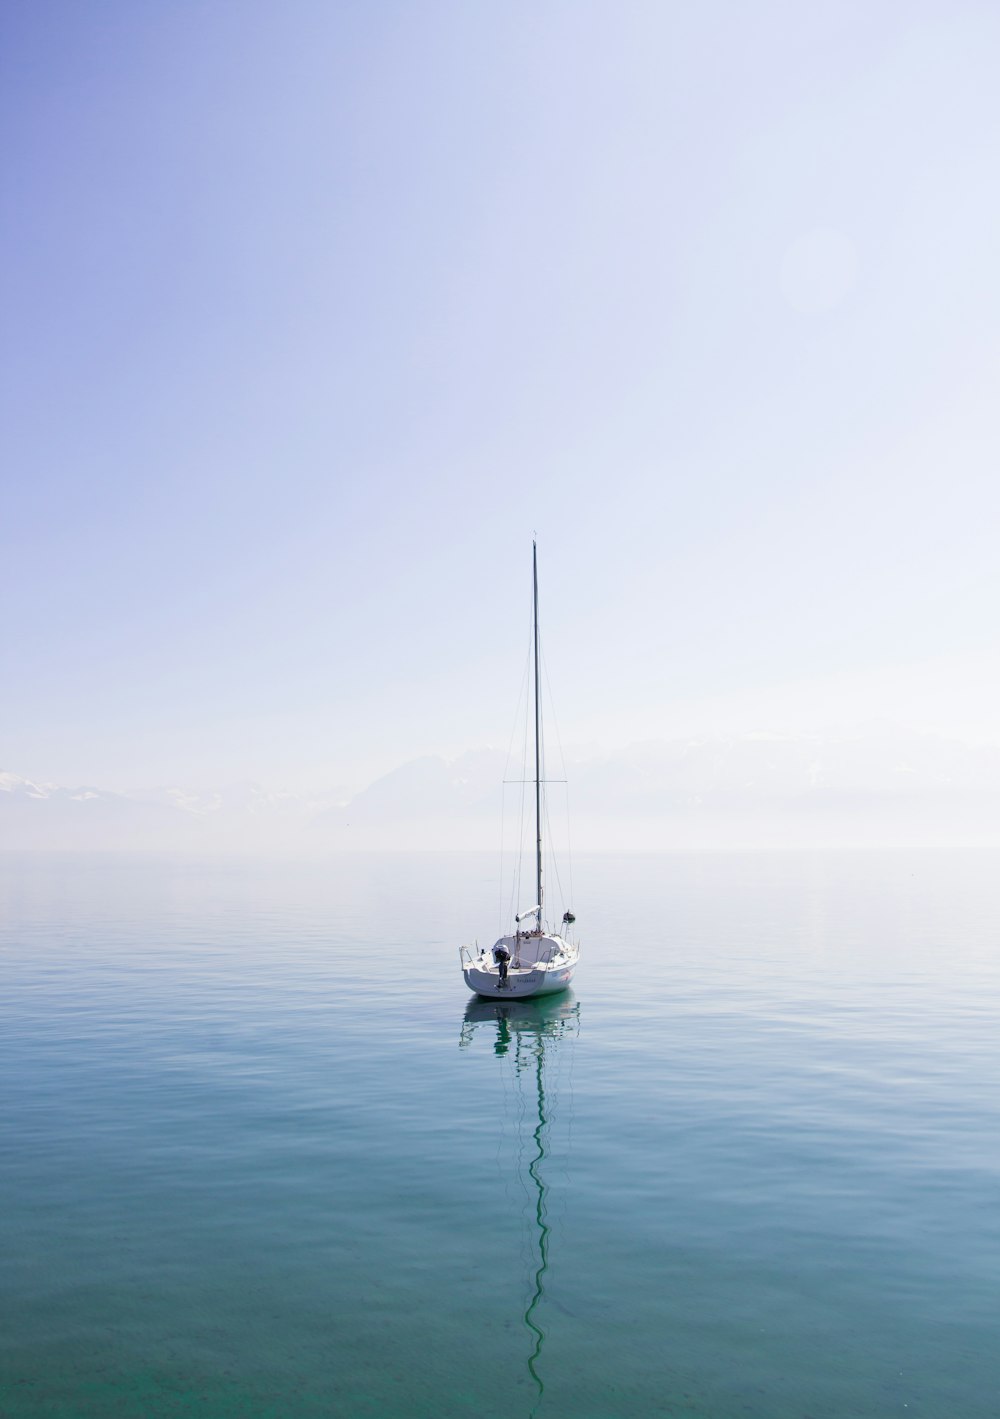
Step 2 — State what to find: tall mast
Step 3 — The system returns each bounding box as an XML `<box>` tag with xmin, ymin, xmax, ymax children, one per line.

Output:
<box><xmin>533</xmin><ymin>540</ymin><xmax>542</xmax><ymax>928</ymax></box>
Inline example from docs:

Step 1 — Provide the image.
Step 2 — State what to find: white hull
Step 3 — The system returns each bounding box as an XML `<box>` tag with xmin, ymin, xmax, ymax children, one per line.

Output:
<box><xmin>463</xmin><ymin>962</ymin><xmax>576</xmax><ymax>999</ymax></box>
<box><xmin>462</xmin><ymin>933</ymin><xmax>578</xmax><ymax>1000</ymax></box>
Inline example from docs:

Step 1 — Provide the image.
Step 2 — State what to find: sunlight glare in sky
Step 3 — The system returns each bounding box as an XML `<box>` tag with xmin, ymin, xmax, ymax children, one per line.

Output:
<box><xmin>2</xmin><ymin>1</ymin><xmax>997</xmax><ymax>796</ymax></box>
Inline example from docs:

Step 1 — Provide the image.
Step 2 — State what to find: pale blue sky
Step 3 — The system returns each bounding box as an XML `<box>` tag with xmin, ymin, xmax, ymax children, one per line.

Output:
<box><xmin>3</xmin><ymin>1</ymin><xmax>998</xmax><ymax>792</ymax></box>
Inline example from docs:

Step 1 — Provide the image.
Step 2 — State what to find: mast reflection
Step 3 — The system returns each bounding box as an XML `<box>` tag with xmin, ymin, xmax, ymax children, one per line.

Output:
<box><xmin>460</xmin><ymin>994</ymin><xmax>580</xmax><ymax>1415</ymax></box>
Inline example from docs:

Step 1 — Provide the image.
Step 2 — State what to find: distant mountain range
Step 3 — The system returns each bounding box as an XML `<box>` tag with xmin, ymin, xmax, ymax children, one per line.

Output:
<box><xmin>4</xmin><ymin>726</ymin><xmax>1000</xmax><ymax>851</ymax></box>
<box><xmin>0</xmin><ymin>772</ymin><xmax>346</xmax><ymax>851</ymax></box>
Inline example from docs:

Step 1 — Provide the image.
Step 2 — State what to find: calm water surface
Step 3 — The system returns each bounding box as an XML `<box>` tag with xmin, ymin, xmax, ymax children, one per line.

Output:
<box><xmin>2</xmin><ymin>850</ymin><xmax>999</xmax><ymax>1418</ymax></box>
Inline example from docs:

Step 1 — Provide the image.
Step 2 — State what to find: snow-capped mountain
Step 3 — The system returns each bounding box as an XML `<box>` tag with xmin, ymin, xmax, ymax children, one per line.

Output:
<box><xmin>0</xmin><ymin>772</ymin><xmax>351</xmax><ymax>851</ymax></box>
<box><xmin>4</xmin><ymin>726</ymin><xmax>1000</xmax><ymax>851</ymax></box>
<box><xmin>315</xmin><ymin>727</ymin><xmax>1000</xmax><ymax>849</ymax></box>
<box><xmin>0</xmin><ymin>772</ymin><xmax>200</xmax><ymax>849</ymax></box>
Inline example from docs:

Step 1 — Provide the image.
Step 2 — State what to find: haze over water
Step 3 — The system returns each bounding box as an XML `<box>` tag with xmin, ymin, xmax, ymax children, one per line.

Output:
<box><xmin>3</xmin><ymin>848</ymin><xmax>998</xmax><ymax>1418</ymax></box>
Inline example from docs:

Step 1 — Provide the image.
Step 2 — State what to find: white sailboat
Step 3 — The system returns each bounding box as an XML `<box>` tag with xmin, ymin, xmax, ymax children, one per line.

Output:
<box><xmin>460</xmin><ymin>542</ymin><xmax>580</xmax><ymax>999</ymax></box>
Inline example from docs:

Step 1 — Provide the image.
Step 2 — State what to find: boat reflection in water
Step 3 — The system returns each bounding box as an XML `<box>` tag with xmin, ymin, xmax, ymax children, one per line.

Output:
<box><xmin>460</xmin><ymin>993</ymin><xmax>581</xmax><ymax>1415</ymax></box>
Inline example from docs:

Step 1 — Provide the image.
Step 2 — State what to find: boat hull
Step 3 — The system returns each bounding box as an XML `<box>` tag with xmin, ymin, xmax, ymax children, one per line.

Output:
<box><xmin>462</xmin><ymin>932</ymin><xmax>579</xmax><ymax>999</ymax></box>
<box><xmin>463</xmin><ymin>965</ymin><xmax>575</xmax><ymax>999</ymax></box>
<box><xmin>463</xmin><ymin>945</ymin><xmax>578</xmax><ymax>1000</ymax></box>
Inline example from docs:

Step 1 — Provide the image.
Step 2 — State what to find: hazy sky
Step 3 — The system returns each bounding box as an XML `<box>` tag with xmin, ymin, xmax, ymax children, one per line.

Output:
<box><xmin>3</xmin><ymin>1</ymin><xmax>998</xmax><ymax>793</ymax></box>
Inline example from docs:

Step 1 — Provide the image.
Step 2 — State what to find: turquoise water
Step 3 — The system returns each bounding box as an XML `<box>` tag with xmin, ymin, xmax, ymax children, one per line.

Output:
<box><xmin>2</xmin><ymin>850</ymin><xmax>999</xmax><ymax>1418</ymax></box>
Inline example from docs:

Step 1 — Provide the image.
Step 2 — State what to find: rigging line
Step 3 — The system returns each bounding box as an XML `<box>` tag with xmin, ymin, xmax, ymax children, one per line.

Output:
<box><xmin>532</xmin><ymin>542</ymin><xmax>543</xmax><ymax>923</ymax></box>
<box><xmin>512</xmin><ymin>585</ymin><xmax>534</xmax><ymax>929</ymax></box>
<box><xmin>536</xmin><ymin>693</ymin><xmax>566</xmax><ymax>914</ymax></box>
<box><xmin>500</xmin><ymin>641</ymin><xmax>532</xmax><ymax>936</ymax></box>
<box><xmin>514</xmin><ymin>588</ymin><xmax>533</xmax><ymax>929</ymax></box>
<box><xmin>508</xmin><ymin>672</ymin><xmax>529</xmax><ymax>931</ymax></box>
<box><xmin>541</xmin><ymin>643</ymin><xmax>575</xmax><ymax>914</ymax></box>
<box><xmin>513</xmin><ymin>649</ymin><xmax>531</xmax><ymax>929</ymax></box>
<box><xmin>565</xmin><ymin>775</ymin><xmax>574</xmax><ymax>922</ymax></box>
<box><xmin>538</xmin><ymin>644</ymin><xmax>548</xmax><ymax>927</ymax></box>
<box><xmin>499</xmin><ymin>641</ymin><xmax>530</xmax><ymax>930</ymax></box>
<box><xmin>543</xmin><ymin>792</ymin><xmax>566</xmax><ymax>913</ymax></box>
<box><xmin>502</xmin><ymin>640</ymin><xmax>533</xmax><ymax>779</ymax></box>
<box><xmin>497</xmin><ymin>778</ymin><xmax>505</xmax><ymax>941</ymax></box>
